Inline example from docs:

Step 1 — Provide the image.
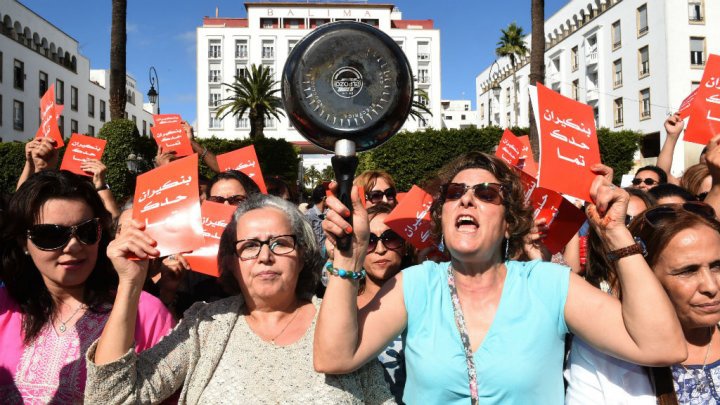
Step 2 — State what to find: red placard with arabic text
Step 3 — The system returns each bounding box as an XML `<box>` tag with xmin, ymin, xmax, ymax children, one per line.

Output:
<box><xmin>153</xmin><ymin>114</ymin><xmax>182</xmax><ymax>126</ymax></box>
<box><xmin>496</xmin><ymin>129</ymin><xmax>525</xmax><ymax>168</ymax></box>
<box><xmin>685</xmin><ymin>54</ymin><xmax>720</xmax><ymax>145</ymax></box>
<box><xmin>35</xmin><ymin>84</ymin><xmax>65</xmax><ymax>148</ymax></box>
<box><xmin>132</xmin><ymin>154</ymin><xmax>204</xmax><ymax>257</ymax></box>
<box><xmin>536</xmin><ymin>83</ymin><xmax>601</xmax><ymax>202</ymax></box>
<box><xmin>216</xmin><ymin>145</ymin><xmax>268</xmax><ymax>194</ymax></box>
<box><xmin>383</xmin><ymin>185</ymin><xmax>435</xmax><ymax>250</ymax></box>
<box><xmin>151</xmin><ymin>123</ymin><xmax>194</xmax><ymax>157</ymax></box>
<box><xmin>516</xmin><ymin>169</ymin><xmax>538</xmax><ymax>202</ymax></box>
<box><xmin>528</xmin><ymin>187</ymin><xmax>585</xmax><ymax>254</ymax></box>
<box><xmin>678</xmin><ymin>88</ymin><xmax>699</xmax><ymax>120</ymax></box>
<box><xmin>59</xmin><ymin>134</ymin><xmax>107</xmax><ymax>176</ymax></box>
<box><xmin>184</xmin><ymin>201</ymin><xmax>237</xmax><ymax>277</ymax></box>
<box><xmin>517</xmin><ymin>135</ymin><xmax>539</xmax><ymax>177</ymax></box>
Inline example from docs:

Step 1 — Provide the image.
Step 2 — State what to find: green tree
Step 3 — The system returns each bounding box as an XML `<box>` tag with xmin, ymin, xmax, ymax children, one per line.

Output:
<box><xmin>97</xmin><ymin>119</ymin><xmax>142</xmax><ymax>201</ymax></box>
<box><xmin>409</xmin><ymin>88</ymin><xmax>433</xmax><ymax>126</ymax></box>
<box><xmin>320</xmin><ymin>165</ymin><xmax>335</xmax><ymax>183</ymax></box>
<box><xmin>496</xmin><ymin>22</ymin><xmax>528</xmax><ymax>128</ymax></box>
<box><xmin>304</xmin><ymin>165</ymin><xmax>321</xmax><ymax>189</ymax></box>
<box><xmin>109</xmin><ymin>0</ymin><xmax>127</xmax><ymax>120</ymax></box>
<box><xmin>215</xmin><ymin>64</ymin><xmax>285</xmax><ymax>140</ymax></box>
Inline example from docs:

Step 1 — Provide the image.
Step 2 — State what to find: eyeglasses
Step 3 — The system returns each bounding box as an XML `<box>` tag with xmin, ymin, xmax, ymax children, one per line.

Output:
<box><xmin>442</xmin><ymin>182</ymin><xmax>505</xmax><ymax>205</ymax></box>
<box><xmin>367</xmin><ymin>229</ymin><xmax>404</xmax><ymax>253</ymax></box>
<box><xmin>235</xmin><ymin>234</ymin><xmax>297</xmax><ymax>261</ymax></box>
<box><xmin>366</xmin><ymin>188</ymin><xmax>397</xmax><ymax>204</ymax></box>
<box><xmin>207</xmin><ymin>194</ymin><xmax>246</xmax><ymax>206</ymax></box>
<box><xmin>631</xmin><ymin>178</ymin><xmax>658</xmax><ymax>186</ymax></box>
<box><xmin>27</xmin><ymin>218</ymin><xmax>101</xmax><ymax>251</ymax></box>
<box><xmin>641</xmin><ymin>202</ymin><xmax>716</xmax><ymax>229</ymax></box>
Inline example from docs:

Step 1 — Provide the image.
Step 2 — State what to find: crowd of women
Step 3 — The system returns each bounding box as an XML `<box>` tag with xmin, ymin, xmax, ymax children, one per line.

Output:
<box><xmin>2</xmin><ymin>114</ymin><xmax>720</xmax><ymax>404</ymax></box>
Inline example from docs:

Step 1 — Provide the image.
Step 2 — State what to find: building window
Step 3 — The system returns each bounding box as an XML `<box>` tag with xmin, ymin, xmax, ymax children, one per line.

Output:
<box><xmin>209</xmin><ymin>65</ymin><xmax>222</xmax><ymax>83</ymax></box>
<box><xmin>572</xmin><ymin>80</ymin><xmax>579</xmax><ymax>101</ymax></box>
<box><xmin>261</xmin><ymin>18</ymin><xmax>277</xmax><ymax>29</ymax></box>
<box><xmin>88</xmin><ymin>94</ymin><xmax>95</xmax><ymax>117</ymax></box>
<box><xmin>13</xmin><ymin>100</ymin><xmax>24</xmax><ymax>131</ymax></box>
<box><xmin>0</xmin><ymin>95</ymin><xmax>2</xmax><ymax>126</ymax></box>
<box><xmin>208</xmin><ymin>39</ymin><xmax>222</xmax><ymax>59</ymax></box>
<box><xmin>56</xmin><ymin>79</ymin><xmax>65</xmax><ymax>104</ymax></box>
<box><xmin>571</xmin><ymin>46</ymin><xmax>579</xmax><ymax>71</ymax></box>
<box><xmin>71</xmin><ymin>86</ymin><xmax>78</xmax><ymax>111</ymax></box>
<box><xmin>638</xmin><ymin>46</ymin><xmax>650</xmax><ymax>78</ymax></box>
<box><xmin>288</xmin><ymin>39</ymin><xmax>298</xmax><ymax>54</ymax></box>
<box><xmin>418</xmin><ymin>68</ymin><xmax>430</xmax><ymax>84</ymax></box>
<box><xmin>235</xmin><ymin>39</ymin><xmax>248</xmax><ymax>59</ymax></box>
<box><xmin>264</xmin><ymin>117</ymin><xmax>275</xmax><ymax>129</ymax></box>
<box><xmin>505</xmin><ymin>87</ymin><xmax>511</xmax><ymax>106</ymax></box>
<box><xmin>100</xmin><ymin>100</ymin><xmax>106</xmax><ymax>122</ymax></box>
<box><xmin>39</xmin><ymin>71</ymin><xmax>48</xmax><ymax>97</ymax></box>
<box><xmin>236</xmin><ymin>64</ymin><xmax>248</xmax><ymax>79</ymax></box>
<box><xmin>465</xmin><ymin>104</ymin><xmax>469</xmax><ymax>111</ymax></box>
<box><xmin>639</xmin><ymin>88</ymin><xmax>651</xmax><ymax>119</ymax></box>
<box><xmin>611</xmin><ymin>21</ymin><xmax>622</xmax><ymax>50</ymax></box>
<box><xmin>446</xmin><ymin>115</ymin><xmax>453</xmax><ymax>121</ymax></box>
<box><xmin>637</xmin><ymin>4</ymin><xmax>648</xmax><ymax>36</ymax></box>
<box><xmin>613</xmin><ymin>59</ymin><xmax>623</xmax><ymax>88</ymax></box>
<box><xmin>132</xmin><ymin>115</ymin><xmax>137</xmax><ymax>125</ymax></box>
<box><xmin>395</xmin><ymin>40</ymin><xmax>404</xmax><ymax>50</ymax></box>
<box><xmin>58</xmin><ymin>116</ymin><xmax>65</xmax><ymax>137</ymax></box>
<box><xmin>263</xmin><ymin>64</ymin><xmax>275</xmax><ymax>78</ymax></box>
<box><xmin>614</xmin><ymin>98</ymin><xmax>623</xmax><ymax>126</ymax></box>
<box><xmin>480</xmin><ymin>103</ymin><xmax>485</xmax><ymax>121</ymax></box>
<box><xmin>690</xmin><ymin>37</ymin><xmax>706</xmax><ymax>66</ymax></box>
<box><xmin>14</xmin><ymin>59</ymin><xmax>24</xmax><ymax>90</ymax></box>
<box><xmin>689</xmin><ymin>0</ymin><xmax>704</xmax><ymax>22</ymax></box>
<box><xmin>88</xmin><ymin>125</ymin><xmax>95</xmax><ymax>136</ymax></box>
<box><xmin>692</xmin><ymin>81</ymin><xmax>701</xmax><ymax>91</ymax></box>
<box><xmin>142</xmin><ymin>120</ymin><xmax>147</xmax><ymax>136</ymax></box>
<box><xmin>209</xmin><ymin>115</ymin><xmax>222</xmax><ymax>129</ymax></box>
<box><xmin>262</xmin><ymin>40</ymin><xmax>275</xmax><ymax>59</ymax></box>
<box><xmin>70</xmin><ymin>119</ymin><xmax>78</xmax><ymax>134</ymax></box>
<box><xmin>506</xmin><ymin>112</ymin><xmax>511</xmax><ymax>127</ymax></box>
<box><xmin>417</xmin><ymin>93</ymin><xmax>429</xmax><ymax>107</ymax></box>
<box><xmin>0</xmin><ymin>51</ymin><xmax>3</xmax><ymax>83</ymax></box>
<box><xmin>209</xmin><ymin>90</ymin><xmax>221</xmax><ymax>108</ymax></box>
<box><xmin>126</xmin><ymin>88</ymin><xmax>135</xmax><ymax>106</ymax></box>
<box><xmin>418</xmin><ymin>42</ymin><xmax>430</xmax><ymax>60</ymax></box>
<box><xmin>236</xmin><ymin>116</ymin><xmax>249</xmax><ymax>129</ymax></box>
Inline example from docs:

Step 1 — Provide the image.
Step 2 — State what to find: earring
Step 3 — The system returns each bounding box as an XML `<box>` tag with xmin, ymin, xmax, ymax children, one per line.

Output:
<box><xmin>504</xmin><ymin>238</ymin><xmax>509</xmax><ymax>260</ymax></box>
<box><xmin>24</xmin><ymin>250</ymin><xmax>30</xmax><ymax>256</ymax></box>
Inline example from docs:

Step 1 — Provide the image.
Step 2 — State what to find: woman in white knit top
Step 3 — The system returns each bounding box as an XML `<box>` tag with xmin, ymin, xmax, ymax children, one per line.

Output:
<box><xmin>84</xmin><ymin>194</ymin><xmax>393</xmax><ymax>404</ymax></box>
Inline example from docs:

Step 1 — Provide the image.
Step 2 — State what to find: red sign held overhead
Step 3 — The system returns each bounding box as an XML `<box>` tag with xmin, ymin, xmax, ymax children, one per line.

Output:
<box><xmin>151</xmin><ymin>123</ymin><xmax>194</xmax><ymax>157</ymax></box>
<box><xmin>216</xmin><ymin>145</ymin><xmax>268</xmax><ymax>194</ymax></box>
<box><xmin>516</xmin><ymin>135</ymin><xmax>538</xmax><ymax>177</ymax></box>
<box><xmin>35</xmin><ymin>84</ymin><xmax>65</xmax><ymax>148</ymax></box>
<box><xmin>678</xmin><ymin>88</ymin><xmax>699</xmax><ymax>120</ymax></box>
<box><xmin>685</xmin><ymin>54</ymin><xmax>720</xmax><ymax>145</ymax></box>
<box><xmin>527</xmin><ymin>187</ymin><xmax>585</xmax><ymax>254</ymax></box>
<box><xmin>536</xmin><ymin>82</ymin><xmax>601</xmax><ymax>202</ymax></box>
<box><xmin>153</xmin><ymin>114</ymin><xmax>182</xmax><ymax>126</ymax></box>
<box><xmin>59</xmin><ymin>133</ymin><xmax>107</xmax><ymax>176</ymax></box>
<box><xmin>132</xmin><ymin>154</ymin><xmax>205</xmax><ymax>257</ymax></box>
<box><xmin>383</xmin><ymin>185</ymin><xmax>435</xmax><ymax>251</ymax></box>
<box><xmin>184</xmin><ymin>201</ymin><xmax>237</xmax><ymax>277</ymax></box>
<box><xmin>496</xmin><ymin>129</ymin><xmax>525</xmax><ymax>168</ymax></box>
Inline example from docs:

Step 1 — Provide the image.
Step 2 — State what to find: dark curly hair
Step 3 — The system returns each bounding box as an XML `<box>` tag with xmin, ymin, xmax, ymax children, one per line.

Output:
<box><xmin>208</xmin><ymin>169</ymin><xmax>261</xmax><ymax>196</ymax></box>
<box><xmin>429</xmin><ymin>151</ymin><xmax>533</xmax><ymax>261</ymax></box>
<box><xmin>0</xmin><ymin>170</ymin><xmax>116</xmax><ymax>344</ymax></box>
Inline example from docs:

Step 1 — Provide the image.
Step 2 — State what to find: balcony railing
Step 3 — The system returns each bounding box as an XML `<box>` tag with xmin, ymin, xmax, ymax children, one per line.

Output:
<box><xmin>418</xmin><ymin>53</ymin><xmax>430</xmax><ymax>60</ymax></box>
<box><xmin>640</xmin><ymin>61</ymin><xmax>650</xmax><ymax>76</ymax></box>
<box><xmin>641</xmin><ymin>110</ymin><xmax>651</xmax><ymax>118</ymax></box>
<box><xmin>613</xmin><ymin>78</ymin><xmax>623</xmax><ymax>87</ymax></box>
<box><xmin>638</xmin><ymin>26</ymin><xmax>649</xmax><ymax>35</ymax></box>
<box><xmin>586</xmin><ymin>89</ymin><xmax>599</xmax><ymax>101</ymax></box>
<box><xmin>586</xmin><ymin>51</ymin><xmax>598</xmax><ymax>64</ymax></box>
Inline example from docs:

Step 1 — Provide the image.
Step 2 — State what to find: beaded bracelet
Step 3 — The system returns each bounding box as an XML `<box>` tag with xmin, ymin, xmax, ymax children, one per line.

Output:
<box><xmin>325</xmin><ymin>261</ymin><xmax>366</xmax><ymax>280</ymax></box>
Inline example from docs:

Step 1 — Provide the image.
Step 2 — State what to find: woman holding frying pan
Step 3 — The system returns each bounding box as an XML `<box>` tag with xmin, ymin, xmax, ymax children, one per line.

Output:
<box><xmin>316</xmin><ymin>151</ymin><xmax>686</xmax><ymax>404</ymax></box>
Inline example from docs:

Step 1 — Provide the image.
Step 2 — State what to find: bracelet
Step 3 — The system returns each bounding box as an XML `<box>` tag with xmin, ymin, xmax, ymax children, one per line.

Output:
<box><xmin>325</xmin><ymin>261</ymin><xmax>365</xmax><ymax>280</ymax></box>
<box><xmin>200</xmin><ymin>147</ymin><xmax>208</xmax><ymax>161</ymax></box>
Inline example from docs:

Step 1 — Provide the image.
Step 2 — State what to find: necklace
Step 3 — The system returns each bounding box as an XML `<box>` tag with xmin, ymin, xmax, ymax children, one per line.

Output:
<box><xmin>681</xmin><ymin>326</ymin><xmax>715</xmax><ymax>392</ymax></box>
<box><xmin>447</xmin><ymin>265</ymin><xmax>480</xmax><ymax>405</ymax></box>
<box><xmin>57</xmin><ymin>304</ymin><xmax>85</xmax><ymax>333</ymax></box>
<box><xmin>251</xmin><ymin>304</ymin><xmax>302</xmax><ymax>345</ymax></box>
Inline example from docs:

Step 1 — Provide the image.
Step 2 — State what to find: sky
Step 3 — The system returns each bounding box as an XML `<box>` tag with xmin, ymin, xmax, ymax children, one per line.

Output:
<box><xmin>19</xmin><ymin>0</ymin><xmax>568</xmax><ymax>124</ymax></box>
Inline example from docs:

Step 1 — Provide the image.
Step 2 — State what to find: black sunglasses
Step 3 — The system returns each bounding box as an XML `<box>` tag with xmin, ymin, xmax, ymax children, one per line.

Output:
<box><xmin>27</xmin><ymin>217</ymin><xmax>101</xmax><ymax>251</ymax></box>
<box><xmin>642</xmin><ymin>202</ymin><xmax>716</xmax><ymax>229</ymax></box>
<box><xmin>631</xmin><ymin>178</ymin><xmax>658</xmax><ymax>186</ymax></box>
<box><xmin>367</xmin><ymin>229</ymin><xmax>404</xmax><ymax>253</ymax></box>
<box><xmin>442</xmin><ymin>182</ymin><xmax>505</xmax><ymax>205</ymax></box>
<box><xmin>366</xmin><ymin>188</ymin><xmax>397</xmax><ymax>204</ymax></box>
<box><xmin>207</xmin><ymin>194</ymin><xmax>246</xmax><ymax>206</ymax></box>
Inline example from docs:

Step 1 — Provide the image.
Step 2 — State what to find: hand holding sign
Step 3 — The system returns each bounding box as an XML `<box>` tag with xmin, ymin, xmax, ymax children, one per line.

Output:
<box><xmin>184</xmin><ymin>201</ymin><xmax>237</xmax><ymax>277</ymax></box>
<box><xmin>685</xmin><ymin>54</ymin><xmax>720</xmax><ymax>144</ymax></box>
<box><xmin>151</xmin><ymin>123</ymin><xmax>194</xmax><ymax>157</ymax></box>
<box><xmin>35</xmin><ymin>84</ymin><xmax>64</xmax><ymax>148</ymax></box>
<box><xmin>383</xmin><ymin>185</ymin><xmax>436</xmax><ymax>250</ymax></box>
<box><xmin>60</xmin><ymin>133</ymin><xmax>107</xmax><ymax>177</ymax></box>
<box><xmin>106</xmin><ymin>218</ymin><xmax>159</xmax><ymax>286</ymax></box>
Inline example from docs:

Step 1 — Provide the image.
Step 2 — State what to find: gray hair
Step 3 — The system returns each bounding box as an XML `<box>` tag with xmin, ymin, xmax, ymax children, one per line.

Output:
<box><xmin>218</xmin><ymin>193</ymin><xmax>322</xmax><ymax>299</ymax></box>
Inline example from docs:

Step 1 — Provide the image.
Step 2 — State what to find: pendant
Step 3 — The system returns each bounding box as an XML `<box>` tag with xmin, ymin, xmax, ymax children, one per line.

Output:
<box><xmin>59</xmin><ymin>323</ymin><xmax>66</xmax><ymax>333</ymax></box>
<box><xmin>696</xmin><ymin>370</ymin><xmax>707</xmax><ymax>391</ymax></box>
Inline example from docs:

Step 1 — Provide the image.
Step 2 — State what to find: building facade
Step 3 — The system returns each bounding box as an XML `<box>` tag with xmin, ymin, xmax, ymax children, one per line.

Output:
<box><xmin>440</xmin><ymin>99</ymin><xmax>478</xmax><ymax>130</ymax></box>
<box><xmin>196</xmin><ymin>1</ymin><xmax>441</xmax><ymax>151</ymax></box>
<box><xmin>476</xmin><ymin>0</ymin><xmax>719</xmax><ymax>172</ymax></box>
<box><xmin>0</xmin><ymin>0</ymin><xmax>154</xmax><ymax>143</ymax></box>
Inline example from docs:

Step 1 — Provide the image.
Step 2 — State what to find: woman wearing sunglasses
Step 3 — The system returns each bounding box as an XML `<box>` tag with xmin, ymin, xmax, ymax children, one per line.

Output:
<box><xmin>85</xmin><ymin>193</ymin><xmax>393</xmax><ymax>403</ymax></box>
<box><xmin>0</xmin><ymin>170</ymin><xmax>174</xmax><ymax>403</ymax></box>
<box><xmin>317</xmin><ymin>151</ymin><xmax>686</xmax><ymax>404</ymax></box>
<box><xmin>355</xmin><ymin>170</ymin><xmax>398</xmax><ymax>208</ymax></box>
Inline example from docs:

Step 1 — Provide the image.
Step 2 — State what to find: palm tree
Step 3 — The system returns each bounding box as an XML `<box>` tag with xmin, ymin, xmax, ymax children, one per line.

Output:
<box><xmin>320</xmin><ymin>166</ymin><xmax>335</xmax><ymax>183</ymax></box>
<box><xmin>303</xmin><ymin>165</ymin><xmax>321</xmax><ymax>189</ymax></box>
<box><xmin>496</xmin><ymin>22</ymin><xmax>528</xmax><ymax>128</ymax></box>
<box><xmin>408</xmin><ymin>88</ymin><xmax>433</xmax><ymax>127</ymax></box>
<box><xmin>529</xmin><ymin>0</ymin><xmax>546</xmax><ymax>157</ymax></box>
<box><xmin>216</xmin><ymin>64</ymin><xmax>285</xmax><ymax>140</ymax></box>
<box><xmin>109</xmin><ymin>0</ymin><xmax>127</xmax><ymax>120</ymax></box>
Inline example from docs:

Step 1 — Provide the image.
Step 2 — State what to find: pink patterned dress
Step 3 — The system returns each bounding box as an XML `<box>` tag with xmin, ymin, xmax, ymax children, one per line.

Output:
<box><xmin>0</xmin><ymin>287</ymin><xmax>175</xmax><ymax>404</ymax></box>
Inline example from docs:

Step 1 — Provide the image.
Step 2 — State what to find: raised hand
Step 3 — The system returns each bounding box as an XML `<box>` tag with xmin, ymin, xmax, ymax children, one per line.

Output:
<box><xmin>664</xmin><ymin>113</ymin><xmax>685</xmax><ymax>139</ymax></box>
<box><xmin>321</xmin><ymin>182</ymin><xmax>369</xmax><ymax>266</ymax></box>
<box><xmin>106</xmin><ymin>219</ymin><xmax>159</xmax><ymax>287</ymax></box>
<box><xmin>80</xmin><ymin>159</ymin><xmax>108</xmax><ymax>189</ymax></box>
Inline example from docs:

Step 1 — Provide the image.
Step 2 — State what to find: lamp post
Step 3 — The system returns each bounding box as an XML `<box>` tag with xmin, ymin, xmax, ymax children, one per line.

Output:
<box><xmin>147</xmin><ymin>66</ymin><xmax>160</xmax><ymax>114</ymax></box>
<box><xmin>487</xmin><ymin>60</ymin><xmax>501</xmax><ymax>127</ymax></box>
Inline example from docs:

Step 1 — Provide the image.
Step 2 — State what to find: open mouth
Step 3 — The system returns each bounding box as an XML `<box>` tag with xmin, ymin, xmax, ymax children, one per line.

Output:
<box><xmin>455</xmin><ymin>215</ymin><xmax>479</xmax><ymax>233</ymax></box>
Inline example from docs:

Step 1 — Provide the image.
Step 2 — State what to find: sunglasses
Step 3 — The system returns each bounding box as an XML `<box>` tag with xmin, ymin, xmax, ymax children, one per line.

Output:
<box><xmin>207</xmin><ymin>194</ymin><xmax>246</xmax><ymax>205</ymax></box>
<box><xmin>697</xmin><ymin>192</ymin><xmax>709</xmax><ymax>201</ymax></box>
<box><xmin>27</xmin><ymin>217</ymin><xmax>101</xmax><ymax>251</ymax></box>
<box><xmin>442</xmin><ymin>182</ymin><xmax>505</xmax><ymax>205</ymax></box>
<box><xmin>641</xmin><ymin>202</ymin><xmax>716</xmax><ymax>229</ymax></box>
<box><xmin>366</xmin><ymin>188</ymin><xmax>397</xmax><ymax>204</ymax></box>
<box><xmin>367</xmin><ymin>229</ymin><xmax>404</xmax><ymax>253</ymax></box>
<box><xmin>631</xmin><ymin>178</ymin><xmax>658</xmax><ymax>186</ymax></box>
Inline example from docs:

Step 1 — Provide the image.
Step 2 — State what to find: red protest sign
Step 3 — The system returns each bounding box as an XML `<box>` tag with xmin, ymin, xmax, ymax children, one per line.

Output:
<box><xmin>517</xmin><ymin>135</ymin><xmax>538</xmax><ymax>177</ymax></box>
<box><xmin>59</xmin><ymin>133</ymin><xmax>107</xmax><ymax>176</ymax></box>
<box><xmin>216</xmin><ymin>145</ymin><xmax>268</xmax><ymax>193</ymax></box>
<box><xmin>528</xmin><ymin>187</ymin><xmax>585</xmax><ymax>254</ymax></box>
<box><xmin>536</xmin><ymin>82</ymin><xmax>601</xmax><ymax>202</ymax></box>
<box><xmin>151</xmin><ymin>123</ymin><xmax>194</xmax><ymax>157</ymax></box>
<box><xmin>685</xmin><ymin>54</ymin><xmax>720</xmax><ymax>145</ymax></box>
<box><xmin>184</xmin><ymin>201</ymin><xmax>237</xmax><ymax>277</ymax></box>
<box><xmin>153</xmin><ymin>114</ymin><xmax>182</xmax><ymax>126</ymax></box>
<box><xmin>496</xmin><ymin>129</ymin><xmax>525</xmax><ymax>168</ymax></box>
<box><xmin>678</xmin><ymin>88</ymin><xmax>699</xmax><ymax>120</ymax></box>
<box><xmin>35</xmin><ymin>84</ymin><xmax>65</xmax><ymax>148</ymax></box>
<box><xmin>383</xmin><ymin>185</ymin><xmax>435</xmax><ymax>250</ymax></box>
<box><xmin>132</xmin><ymin>154</ymin><xmax>204</xmax><ymax>257</ymax></box>
<box><xmin>516</xmin><ymin>168</ymin><xmax>538</xmax><ymax>202</ymax></box>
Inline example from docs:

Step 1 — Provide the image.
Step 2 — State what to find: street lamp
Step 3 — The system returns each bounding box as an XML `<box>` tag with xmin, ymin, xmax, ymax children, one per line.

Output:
<box><xmin>126</xmin><ymin>153</ymin><xmax>149</xmax><ymax>174</ymax></box>
<box><xmin>487</xmin><ymin>60</ymin><xmax>501</xmax><ymax>127</ymax></box>
<box><xmin>147</xmin><ymin>66</ymin><xmax>159</xmax><ymax>114</ymax></box>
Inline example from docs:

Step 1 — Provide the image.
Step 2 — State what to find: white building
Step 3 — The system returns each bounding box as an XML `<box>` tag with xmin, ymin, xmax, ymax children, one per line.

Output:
<box><xmin>476</xmin><ymin>0</ymin><xmax>719</xmax><ymax>172</ymax></box>
<box><xmin>196</xmin><ymin>1</ymin><xmax>441</xmax><ymax>153</ymax></box>
<box><xmin>440</xmin><ymin>99</ymin><xmax>478</xmax><ymax>130</ymax></box>
<box><xmin>0</xmin><ymin>0</ymin><xmax>154</xmax><ymax>143</ymax></box>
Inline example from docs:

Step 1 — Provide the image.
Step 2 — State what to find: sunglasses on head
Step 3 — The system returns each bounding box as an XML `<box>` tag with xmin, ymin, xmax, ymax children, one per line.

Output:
<box><xmin>207</xmin><ymin>194</ymin><xmax>246</xmax><ymax>205</ymax></box>
<box><xmin>631</xmin><ymin>178</ymin><xmax>658</xmax><ymax>186</ymax></box>
<box><xmin>442</xmin><ymin>182</ymin><xmax>505</xmax><ymax>205</ymax></box>
<box><xmin>366</xmin><ymin>188</ymin><xmax>397</xmax><ymax>204</ymax></box>
<box><xmin>367</xmin><ymin>229</ymin><xmax>404</xmax><ymax>253</ymax></box>
<box><xmin>641</xmin><ymin>202</ymin><xmax>716</xmax><ymax>229</ymax></box>
<box><xmin>27</xmin><ymin>217</ymin><xmax>101</xmax><ymax>251</ymax></box>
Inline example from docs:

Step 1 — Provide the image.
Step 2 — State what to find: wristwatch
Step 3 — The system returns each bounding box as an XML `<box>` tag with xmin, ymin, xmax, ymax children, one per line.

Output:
<box><xmin>607</xmin><ymin>237</ymin><xmax>647</xmax><ymax>262</ymax></box>
<box><xmin>95</xmin><ymin>183</ymin><xmax>110</xmax><ymax>191</ymax></box>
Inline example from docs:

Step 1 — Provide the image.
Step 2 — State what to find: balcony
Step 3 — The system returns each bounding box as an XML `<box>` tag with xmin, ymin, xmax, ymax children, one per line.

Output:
<box><xmin>586</xmin><ymin>50</ymin><xmax>598</xmax><ymax>65</ymax></box>
<box><xmin>613</xmin><ymin>78</ymin><xmax>623</xmax><ymax>88</ymax></box>
<box><xmin>586</xmin><ymin>88</ymin><xmax>599</xmax><ymax>101</ymax></box>
<box><xmin>640</xmin><ymin>61</ymin><xmax>650</xmax><ymax>77</ymax></box>
<box><xmin>641</xmin><ymin>110</ymin><xmax>651</xmax><ymax>119</ymax></box>
<box><xmin>418</xmin><ymin>53</ymin><xmax>430</xmax><ymax>60</ymax></box>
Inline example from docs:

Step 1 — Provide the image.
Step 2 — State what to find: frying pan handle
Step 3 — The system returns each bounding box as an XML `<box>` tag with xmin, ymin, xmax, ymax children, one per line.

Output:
<box><xmin>331</xmin><ymin>155</ymin><xmax>359</xmax><ymax>253</ymax></box>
